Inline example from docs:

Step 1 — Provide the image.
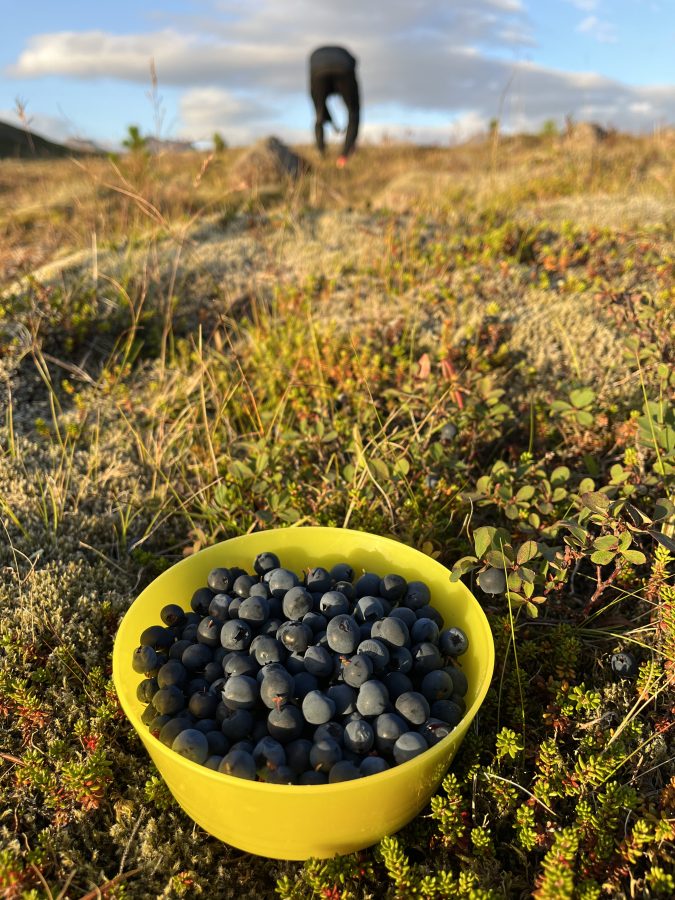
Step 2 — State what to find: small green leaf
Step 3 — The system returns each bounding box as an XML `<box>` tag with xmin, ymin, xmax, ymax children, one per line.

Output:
<box><xmin>621</xmin><ymin>549</ymin><xmax>647</xmax><ymax>565</ymax></box>
<box><xmin>551</xmin><ymin>487</ymin><xmax>568</xmax><ymax>503</ymax></box>
<box><xmin>582</xmin><ymin>491</ymin><xmax>611</xmax><ymax>514</ymax></box>
<box><xmin>474</xmin><ymin>526</ymin><xmax>496</xmax><ymax>560</ymax></box>
<box><xmin>449</xmin><ymin>556</ymin><xmax>479</xmax><ymax>581</ymax></box>
<box><xmin>618</xmin><ymin>531</ymin><xmax>632</xmax><ymax>551</ymax></box>
<box><xmin>610</xmin><ymin>463</ymin><xmax>629</xmax><ymax>483</ymax></box>
<box><xmin>522</xmin><ymin>581</ymin><xmax>535</xmax><ymax>598</ymax></box>
<box><xmin>593</xmin><ymin>535</ymin><xmax>619</xmax><ymax>551</ymax></box>
<box><xmin>551</xmin><ymin>466</ymin><xmax>570</xmax><ymax>485</ymax></box>
<box><xmin>507</xmin><ymin>571</ymin><xmax>522</xmax><ymax>592</ymax></box>
<box><xmin>368</xmin><ymin>459</ymin><xmax>389</xmax><ymax>482</ymax></box>
<box><xmin>393</xmin><ymin>458</ymin><xmax>410</xmax><ymax>476</ymax></box>
<box><xmin>560</xmin><ymin>521</ymin><xmax>588</xmax><ymax>543</ymax></box>
<box><xmin>519</xmin><ymin>566</ymin><xmax>536</xmax><ymax>584</ymax></box>
<box><xmin>578</xmin><ymin>477</ymin><xmax>595</xmax><ymax>493</ymax></box>
<box><xmin>653</xmin><ymin>498</ymin><xmax>675</xmax><ymax>522</ymax></box>
<box><xmin>569</xmin><ymin>387</ymin><xmax>595</xmax><ymax>409</ymax></box>
<box><xmin>342</xmin><ymin>464</ymin><xmax>355</xmax><ymax>482</ymax></box>
<box><xmin>576</xmin><ymin>410</ymin><xmax>595</xmax><ymax>428</ymax></box>
<box><xmin>475</xmin><ymin>475</ymin><xmax>492</xmax><ymax>494</ymax></box>
<box><xmin>485</xmin><ymin>549</ymin><xmax>508</xmax><ymax>569</ymax></box>
<box><xmin>517</xmin><ymin>541</ymin><xmax>539</xmax><ymax>564</ymax></box>
<box><xmin>591</xmin><ymin>550</ymin><xmax>616</xmax><ymax>565</ymax></box>
<box><xmin>525</xmin><ymin>602</ymin><xmax>539</xmax><ymax>618</ymax></box>
<box><xmin>515</xmin><ymin>485</ymin><xmax>535</xmax><ymax>502</ymax></box>
<box><xmin>505</xmin><ymin>502</ymin><xmax>520</xmax><ymax>520</ymax></box>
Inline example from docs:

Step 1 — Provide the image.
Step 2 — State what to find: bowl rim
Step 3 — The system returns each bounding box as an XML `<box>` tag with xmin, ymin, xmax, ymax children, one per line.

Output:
<box><xmin>112</xmin><ymin>525</ymin><xmax>495</xmax><ymax>793</ymax></box>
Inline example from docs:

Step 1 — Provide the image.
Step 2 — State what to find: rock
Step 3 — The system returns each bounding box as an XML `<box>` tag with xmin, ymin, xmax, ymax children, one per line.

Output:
<box><xmin>564</xmin><ymin>121</ymin><xmax>610</xmax><ymax>147</ymax></box>
<box><xmin>228</xmin><ymin>136</ymin><xmax>310</xmax><ymax>190</ymax></box>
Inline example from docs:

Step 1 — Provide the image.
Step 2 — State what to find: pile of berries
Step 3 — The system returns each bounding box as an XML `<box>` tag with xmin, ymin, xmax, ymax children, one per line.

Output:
<box><xmin>132</xmin><ymin>553</ymin><xmax>470</xmax><ymax>784</ymax></box>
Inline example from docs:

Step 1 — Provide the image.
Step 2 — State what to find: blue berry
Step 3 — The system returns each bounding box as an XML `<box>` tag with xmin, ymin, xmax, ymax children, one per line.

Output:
<box><xmin>360</xmin><ymin>755</ymin><xmax>389</xmax><ymax>776</ymax></box>
<box><xmin>357</xmin><ymin>639</ymin><xmax>390</xmax><ymax>671</ymax></box>
<box><xmin>393</xmin><ymin>732</ymin><xmax>428</xmax><ymax>764</ymax></box>
<box><xmin>370</xmin><ymin>617</ymin><xmax>409</xmax><ymax>649</ymax></box>
<box><xmin>152</xmin><ymin>685</ymin><xmax>185</xmax><ymax>715</ymax></box>
<box><xmin>172</xmin><ymin>728</ymin><xmax>209</xmax><ymax>764</ymax></box>
<box><xmin>160</xmin><ymin>604</ymin><xmax>186</xmax><ymax>627</ymax></box>
<box><xmin>208</xmin><ymin>567</ymin><xmax>233</xmax><ymax>592</ymax></box>
<box><xmin>430</xmin><ymin>699</ymin><xmax>464</xmax><ymax>726</ymax></box>
<box><xmin>355</xmin><ymin>596</ymin><xmax>385</xmax><ymax>623</ymax></box>
<box><xmin>218</xmin><ymin>749</ymin><xmax>257</xmax><ymax>780</ymax></box>
<box><xmin>254</xmin><ymin>552</ymin><xmax>281</xmax><ymax>576</ymax></box>
<box><xmin>344</xmin><ymin>719</ymin><xmax>374</xmax><ymax>754</ymax></box>
<box><xmin>329</xmin><ymin>760</ymin><xmax>361</xmax><ymax>782</ymax></box>
<box><xmin>268</xmin><ymin>568</ymin><xmax>300</xmax><ymax>598</ymax></box>
<box><xmin>306</xmin><ymin>566</ymin><xmax>332</xmax><ymax>593</ymax></box>
<box><xmin>268</xmin><ymin>704</ymin><xmax>304</xmax><ymax>743</ymax></box>
<box><xmin>132</xmin><ymin>645</ymin><xmax>158</xmax><ymax>674</ymax></box>
<box><xmin>356</xmin><ymin>680</ymin><xmax>389</xmax><ymax>717</ymax></box>
<box><xmin>330</xmin><ymin>563</ymin><xmax>354</xmax><ymax>583</ymax></box>
<box><xmin>319</xmin><ymin>591</ymin><xmax>350</xmax><ymax>619</ymax></box>
<box><xmin>326</xmin><ymin>614</ymin><xmax>360</xmax><ymax>654</ymax></box>
<box><xmin>611</xmin><ymin>651</ymin><xmax>638</xmax><ymax>677</ymax></box>
<box><xmin>404</xmin><ymin>581</ymin><xmax>431</xmax><ymax>610</ymax></box>
<box><xmin>327</xmin><ymin>684</ymin><xmax>357</xmax><ymax>716</ymax></box>
<box><xmin>477</xmin><ymin>567</ymin><xmax>506</xmax><ymax>595</ymax></box>
<box><xmin>309</xmin><ymin>738</ymin><xmax>342</xmax><ymax>773</ymax></box>
<box><xmin>354</xmin><ymin>572</ymin><xmax>381</xmax><ymax>598</ymax></box>
<box><xmin>303</xmin><ymin>645</ymin><xmax>335</xmax><ymax>678</ymax></box>
<box><xmin>157</xmin><ymin>718</ymin><xmax>190</xmax><ymax>747</ymax></box>
<box><xmin>220</xmin><ymin>619</ymin><xmax>253</xmax><ymax>651</ymax></box>
<box><xmin>282</xmin><ymin>586</ymin><xmax>313</xmax><ymax>620</ymax></box>
<box><xmin>411</xmin><ymin>617</ymin><xmax>439</xmax><ymax>645</ymax></box>
<box><xmin>221</xmin><ymin>675</ymin><xmax>259</xmax><ymax>710</ymax></box>
<box><xmin>421</xmin><ymin>670</ymin><xmax>454</xmax><ymax>703</ymax></box>
<box><xmin>374</xmin><ymin>713</ymin><xmax>408</xmax><ymax>753</ymax></box>
<box><xmin>379</xmin><ymin>574</ymin><xmax>407</xmax><ymax>602</ymax></box>
<box><xmin>439</xmin><ymin>627</ymin><xmax>469</xmax><ymax>657</ymax></box>
<box><xmin>395</xmin><ymin>691</ymin><xmax>430</xmax><ymax>726</ymax></box>
<box><xmin>301</xmin><ymin>690</ymin><xmax>336</xmax><ymax>725</ymax></box>
<box><xmin>340</xmin><ymin>653</ymin><xmax>373</xmax><ymax>688</ymax></box>
<box><xmin>190</xmin><ymin>588</ymin><xmax>214</xmax><ymax>615</ymax></box>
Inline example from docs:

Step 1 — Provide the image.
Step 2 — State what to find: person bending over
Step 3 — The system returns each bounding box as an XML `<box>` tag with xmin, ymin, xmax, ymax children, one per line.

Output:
<box><xmin>309</xmin><ymin>45</ymin><xmax>360</xmax><ymax>166</ymax></box>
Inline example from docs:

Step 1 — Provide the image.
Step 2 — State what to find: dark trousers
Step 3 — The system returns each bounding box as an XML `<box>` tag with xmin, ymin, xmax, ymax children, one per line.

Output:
<box><xmin>310</xmin><ymin>71</ymin><xmax>360</xmax><ymax>157</ymax></box>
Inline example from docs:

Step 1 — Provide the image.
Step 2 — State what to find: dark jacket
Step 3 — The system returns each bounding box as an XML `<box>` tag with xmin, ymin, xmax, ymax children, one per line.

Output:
<box><xmin>309</xmin><ymin>46</ymin><xmax>360</xmax><ymax>157</ymax></box>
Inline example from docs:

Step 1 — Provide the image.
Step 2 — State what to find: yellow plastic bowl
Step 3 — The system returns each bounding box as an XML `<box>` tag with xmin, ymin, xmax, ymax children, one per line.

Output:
<box><xmin>112</xmin><ymin>527</ymin><xmax>494</xmax><ymax>860</ymax></box>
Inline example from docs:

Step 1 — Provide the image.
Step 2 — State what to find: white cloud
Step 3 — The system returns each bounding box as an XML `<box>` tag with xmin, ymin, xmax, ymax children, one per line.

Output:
<box><xmin>178</xmin><ymin>87</ymin><xmax>277</xmax><ymax>142</ymax></box>
<box><xmin>577</xmin><ymin>15</ymin><xmax>618</xmax><ymax>43</ymax></box>
<box><xmin>5</xmin><ymin>1</ymin><xmax>675</xmax><ymax>143</ymax></box>
<box><xmin>567</xmin><ymin>0</ymin><xmax>598</xmax><ymax>11</ymax></box>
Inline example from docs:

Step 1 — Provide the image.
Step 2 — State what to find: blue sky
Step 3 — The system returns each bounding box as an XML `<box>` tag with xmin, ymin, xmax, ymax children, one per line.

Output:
<box><xmin>1</xmin><ymin>0</ymin><xmax>674</xmax><ymax>148</ymax></box>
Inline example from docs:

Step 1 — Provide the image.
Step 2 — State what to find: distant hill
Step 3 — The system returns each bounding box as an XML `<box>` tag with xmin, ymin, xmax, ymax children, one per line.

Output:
<box><xmin>0</xmin><ymin>120</ymin><xmax>98</xmax><ymax>159</ymax></box>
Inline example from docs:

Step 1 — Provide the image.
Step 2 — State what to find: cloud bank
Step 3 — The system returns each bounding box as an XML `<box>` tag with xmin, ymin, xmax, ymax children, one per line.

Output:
<box><xmin>7</xmin><ymin>1</ymin><xmax>675</xmax><ymax>144</ymax></box>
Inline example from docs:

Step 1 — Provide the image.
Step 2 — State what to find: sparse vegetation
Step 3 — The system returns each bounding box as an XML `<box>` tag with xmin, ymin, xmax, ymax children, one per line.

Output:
<box><xmin>0</xmin><ymin>132</ymin><xmax>673</xmax><ymax>898</ymax></box>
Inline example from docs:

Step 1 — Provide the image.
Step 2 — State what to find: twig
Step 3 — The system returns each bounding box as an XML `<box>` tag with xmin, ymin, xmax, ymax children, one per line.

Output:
<box><xmin>78</xmin><ymin>867</ymin><xmax>142</xmax><ymax>900</ymax></box>
<box><xmin>55</xmin><ymin>870</ymin><xmax>77</xmax><ymax>900</ymax></box>
<box><xmin>583</xmin><ymin>563</ymin><xmax>622</xmax><ymax>616</ymax></box>
<box><xmin>29</xmin><ymin>864</ymin><xmax>54</xmax><ymax>900</ymax></box>
<box><xmin>1</xmin><ymin>752</ymin><xmax>25</xmax><ymax>766</ymax></box>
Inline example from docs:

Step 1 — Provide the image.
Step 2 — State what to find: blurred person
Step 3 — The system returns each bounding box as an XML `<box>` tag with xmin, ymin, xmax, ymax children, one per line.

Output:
<box><xmin>309</xmin><ymin>45</ymin><xmax>360</xmax><ymax>166</ymax></box>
